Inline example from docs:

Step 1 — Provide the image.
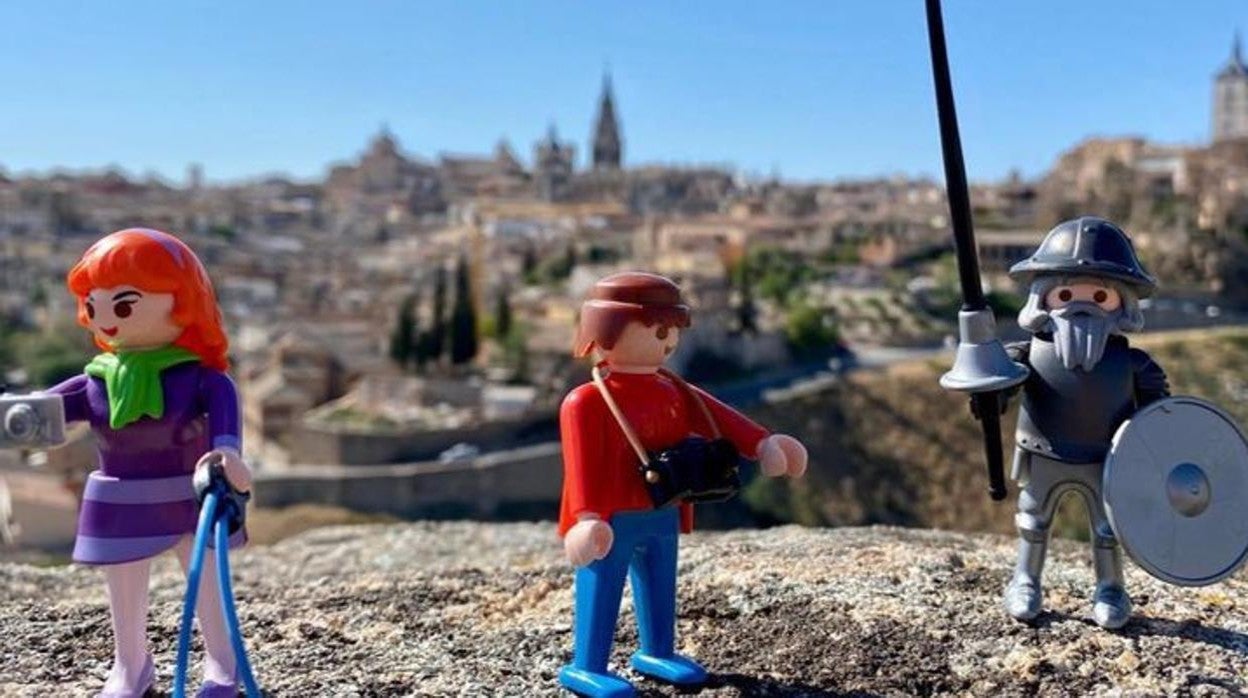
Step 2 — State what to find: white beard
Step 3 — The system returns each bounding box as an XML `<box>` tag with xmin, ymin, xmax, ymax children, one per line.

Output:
<box><xmin>1049</xmin><ymin>304</ymin><xmax>1115</xmax><ymax>371</ymax></box>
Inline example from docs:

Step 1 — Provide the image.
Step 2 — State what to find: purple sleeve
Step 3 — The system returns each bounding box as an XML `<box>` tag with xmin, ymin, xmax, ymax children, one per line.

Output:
<box><xmin>45</xmin><ymin>374</ymin><xmax>91</xmax><ymax>423</ymax></box>
<box><xmin>201</xmin><ymin>368</ymin><xmax>242</xmax><ymax>452</ymax></box>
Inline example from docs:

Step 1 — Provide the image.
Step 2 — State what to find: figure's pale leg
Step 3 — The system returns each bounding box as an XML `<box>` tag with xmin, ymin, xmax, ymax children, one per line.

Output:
<box><xmin>175</xmin><ymin>535</ymin><xmax>237</xmax><ymax>685</ymax></box>
<box><xmin>102</xmin><ymin>558</ymin><xmax>154</xmax><ymax>694</ymax></box>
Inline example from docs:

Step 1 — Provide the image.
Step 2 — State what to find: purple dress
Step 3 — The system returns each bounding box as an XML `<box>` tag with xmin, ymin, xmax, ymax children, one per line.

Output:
<box><xmin>48</xmin><ymin>361</ymin><xmax>246</xmax><ymax>565</ymax></box>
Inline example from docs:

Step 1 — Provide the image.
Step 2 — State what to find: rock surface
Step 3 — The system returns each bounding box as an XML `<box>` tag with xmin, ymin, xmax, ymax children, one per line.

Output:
<box><xmin>2</xmin><ymin>522</ymin><xmax>1246</xmax><ymax>697</ymax></box>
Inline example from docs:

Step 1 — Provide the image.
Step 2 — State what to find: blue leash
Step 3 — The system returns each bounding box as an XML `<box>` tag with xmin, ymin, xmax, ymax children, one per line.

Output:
<box><xmin>173</xmin><ymin>462</ymin><xmax>261</xmax><ymax>698</ymax></box>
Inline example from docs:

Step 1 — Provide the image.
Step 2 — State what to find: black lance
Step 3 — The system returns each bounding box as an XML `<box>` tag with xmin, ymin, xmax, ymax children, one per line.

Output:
<box><xmin>924</xmin><ymin>0</ymin><xmax>1028</xmax><ymax>501</ymax></box>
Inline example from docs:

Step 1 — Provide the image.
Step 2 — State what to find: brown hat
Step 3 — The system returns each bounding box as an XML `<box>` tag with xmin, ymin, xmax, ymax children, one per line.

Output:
<box><xmin>574</xmin><ymin>272</ymin><xmax>691</xmax><ymax>357</ymax></box>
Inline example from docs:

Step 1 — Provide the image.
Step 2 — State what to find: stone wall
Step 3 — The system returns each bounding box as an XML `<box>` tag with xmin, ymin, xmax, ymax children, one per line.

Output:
<box><xmin>252</xmin><ymin>442</ymin><xmax>563</xmax><ymax>520</ymax></box>
<box><xmin>287</xmin><ymin>411</ymin><xmax>557</xmax><ymax>465</ymax></box>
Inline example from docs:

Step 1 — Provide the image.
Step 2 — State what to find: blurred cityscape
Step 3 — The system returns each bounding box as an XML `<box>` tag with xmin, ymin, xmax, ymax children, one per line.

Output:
<box><xmin>5</xmin><ymin>38</ymin><xmax>1248</xmax><ymax>554</ymax></box>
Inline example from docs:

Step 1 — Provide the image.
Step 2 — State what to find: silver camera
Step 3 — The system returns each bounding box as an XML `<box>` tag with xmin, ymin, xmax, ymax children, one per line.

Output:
<box><xmin>0</xmin><ymin>393</ymin><xmax>67</xmax><ymax>449</ymax></box>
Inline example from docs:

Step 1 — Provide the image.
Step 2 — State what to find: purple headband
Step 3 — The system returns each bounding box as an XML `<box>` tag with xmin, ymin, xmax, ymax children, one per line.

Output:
<box><xmin>132</xmin><ymin>228</ymin><xmax>187</xmax><ymax>268</ymax></box>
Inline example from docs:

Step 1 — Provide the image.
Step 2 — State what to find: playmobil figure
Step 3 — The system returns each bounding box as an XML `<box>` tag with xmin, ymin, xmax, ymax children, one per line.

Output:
<box><xmin>44</xmin><ymin>229</ymin><xmax>250</xmax><ymax>697</ymax></box>
<box><xmin>558</xmin><ymin>272</ymin><xmax>808</xmax><ymax>697</ymax></box>
<box><xmin>927</xmin><ymin>0</ymin><xmax>1248</xmax><ymax>634</ymax></box>
<box><xmin>990</xmin><ymin>217</ymin><xmax>1168</xmax><ymax>629</ymax></box>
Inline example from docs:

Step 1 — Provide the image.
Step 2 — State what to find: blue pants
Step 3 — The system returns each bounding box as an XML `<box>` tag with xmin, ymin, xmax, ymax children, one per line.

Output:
<box><xmin>570</xmin><ymin>507</ymin><xmax>680</xmax><ymax>673</ymax></box>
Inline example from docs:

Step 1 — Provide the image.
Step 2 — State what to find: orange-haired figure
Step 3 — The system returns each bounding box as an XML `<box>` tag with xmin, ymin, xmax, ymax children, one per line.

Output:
<box><xmin>45</xmin><ymin>228</ymin><xmax>250</xmax><ymax>698</ymax></box>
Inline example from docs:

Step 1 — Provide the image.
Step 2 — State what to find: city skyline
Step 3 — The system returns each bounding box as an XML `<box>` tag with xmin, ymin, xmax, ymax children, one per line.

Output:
<box><xmin>0</xmin><ymin>1</ymin><xmax>1244</xmax><ymax>184</ymax></box>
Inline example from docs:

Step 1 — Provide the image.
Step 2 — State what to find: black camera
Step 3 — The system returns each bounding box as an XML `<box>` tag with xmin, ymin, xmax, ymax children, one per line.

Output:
<box><xmin>639</xmin><ymin>436</ymin><xmax>744</xmax><ymax>509</ymax></box>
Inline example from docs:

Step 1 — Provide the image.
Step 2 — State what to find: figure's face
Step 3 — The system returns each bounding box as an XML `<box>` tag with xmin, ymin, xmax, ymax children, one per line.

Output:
<box><xmin>602</xmin><ymin>320</ymin><xmax>680</xmax><ymax>370</ymax></box>
<box><xmin>84</xmin><ymin>286</ymin><xmax>181</xmax><ymax>351</ymax></box>
<box><xmin>1038</xmin><ymin>276</ymin><xmax>1123</xmax><ymax>371</ymax></box>
<box><xmin>1044</xmin><ymin>278</ymin><xmax>1121</xmax><ymax>313</ymax></box>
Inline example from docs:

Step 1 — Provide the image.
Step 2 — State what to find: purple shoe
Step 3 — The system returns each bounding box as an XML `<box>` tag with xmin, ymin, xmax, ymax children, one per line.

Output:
<box><xmin>195</xmin><ymin>678</ymin><xmax>240</xmax><ymax>698</ymax></box>
<box><xmin>95</xmin><ymin>654</ymin><xmax>155</xmax><ymax>698</ymax></box>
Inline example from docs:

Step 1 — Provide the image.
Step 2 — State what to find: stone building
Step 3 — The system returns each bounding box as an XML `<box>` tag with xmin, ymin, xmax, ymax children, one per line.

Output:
<box><xmin>1214</xmin><ymin>34</ymin><xmax>1248</xmax><ymax>142</ymax></box>
<box><xmin>242</xmin><ymin>330</ymin><xmax>348</xmax><ymax>451</ymax></box>
<box><xmin>533</xmin><ymin>126</ymin><xmax>575</xmax><ymax>202</ymax></box>
<box><xmin>324</xmin><ymin>127</ymin><xmax>444</xmax><ymax>218</ymax></box>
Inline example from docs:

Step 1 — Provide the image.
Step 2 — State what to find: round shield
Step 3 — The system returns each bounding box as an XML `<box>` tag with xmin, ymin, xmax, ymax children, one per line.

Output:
<box><xmin>1104</xmin><ymin>396</ymin><xmax>1248</xmax><ymax>586</ymax></box>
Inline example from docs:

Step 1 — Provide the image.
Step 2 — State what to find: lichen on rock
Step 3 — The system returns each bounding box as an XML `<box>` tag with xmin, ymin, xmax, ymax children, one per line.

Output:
<box><xmin>1</xmin><ymin>522</ymin><xmax>1245</xmax><ymax>696</ymax></box>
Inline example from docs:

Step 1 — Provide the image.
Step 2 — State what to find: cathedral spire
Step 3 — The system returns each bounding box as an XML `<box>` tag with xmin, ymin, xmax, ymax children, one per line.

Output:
<box><xmin>1224</xmin><ymin>31</ymin><xmax>1247</xmax><ymax>76</ymax></box>
<box><xmin>1214</xmin><ymin>30</ymin><xmax>1248</xmax><ymax>141</ymax></box>
<box><xmin>592</xmin><ymin>71</ymin><xmax>622</xmax><ymax>171</ymax></box>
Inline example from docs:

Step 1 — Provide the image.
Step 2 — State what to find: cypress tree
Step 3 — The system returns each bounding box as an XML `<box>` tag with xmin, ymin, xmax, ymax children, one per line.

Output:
<box><xmin>736</xmin><ymin>257</ymin><xmax>758</xmax><ymax>333</ymax></box>
<box><xmin>429</xmin><ymin>265</ymin><xmax>448</xmax><ymax>361</ymax></box>
<box><xmin>495</xmin><ymin>285</ymin><xmax>513</xmax><ymax>340</ymax></box>
<box><xmin>388</xmin><ymin>294</ymin><xmax>417</xmax><ymax>369</ymax></box>
<box><xmin>521</xmin><ymin>242</ymin><xmax>539</xmax><ymax>283</ymax></box>
<box><xmin>411</xmin><ymin>289</ymin><xmax>430</xmax><ymax>369</ymax></box>
<box><xmin>450</xmin><ymin>255</ymin><xmax>479</xmax><ymax>364</ymax></box>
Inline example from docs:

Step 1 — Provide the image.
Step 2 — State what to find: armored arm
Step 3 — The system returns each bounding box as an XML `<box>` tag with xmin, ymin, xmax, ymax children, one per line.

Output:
<box><xmin>1129</xmin><ymin>347</ymin><xmax>1170</xmax><ymax>407</ymax></box>
<box><xmin>969</xmin><ymin>341</ymin><xmax>1030</xmax><ymax>420</ymax></box>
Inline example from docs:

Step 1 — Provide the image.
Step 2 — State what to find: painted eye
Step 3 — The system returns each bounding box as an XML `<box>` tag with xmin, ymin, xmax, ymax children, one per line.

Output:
<box><xmin>85</xmin><ymin>302</ymin><xmax>95</xmax><ymax>320</ymax></box>
<box><xmin>655</xmin><ymin>326</ymin><xmax>669</xmax><ymax>340</ymax></box>
<box><xmin>1058</xmin><ymin>289</ymin><xmax>1073</xmax><ymax>302</ymax></box>
<box><xmin>114</xmin><ymin>301</ymin><xmax>134</xmax><ymax>319</ymax></box>
<box><xmin>1094</xmin><ymin>290</ymin><xmax>1108</xmax><ymax>304</ymax></box>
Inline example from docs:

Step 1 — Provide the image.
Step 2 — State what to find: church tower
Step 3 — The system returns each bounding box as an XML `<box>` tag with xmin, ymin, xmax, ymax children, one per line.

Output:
<box><xmin>1213</xmin><ymin>33</ymin><xmax>1248</xmax><ymax>142</ymax></box>
<box><xmin>591</xmin><ymin>73</ymin><xmax>623</xmax><ymax>170</ymax></box>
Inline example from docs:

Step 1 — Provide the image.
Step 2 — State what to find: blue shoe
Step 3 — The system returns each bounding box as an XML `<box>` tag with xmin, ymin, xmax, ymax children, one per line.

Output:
<box><xmin>629</xmin><ymin>652</ymin><xmax>707</xmax><ymax>686</ymax></box>
<box><xmin>558</xmin><ymin>664</ymin><xmax>636</xmax><ymax>697</ymax></box>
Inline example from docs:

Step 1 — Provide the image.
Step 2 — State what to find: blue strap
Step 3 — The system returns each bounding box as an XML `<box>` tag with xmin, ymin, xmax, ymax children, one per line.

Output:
<box><xmin>215</xmin><ymin>511</ymin><xmax>261</xmax><ymax>696</ymax></box>
<box><xmin>173</xmin><ymin>481</ymin><xmax>261</xmax><ymax>698</ymax></box>
<box><xmin>173</xmin><ymin>491</ymin><xmax>218</xmax><ymax>698</ymax></box>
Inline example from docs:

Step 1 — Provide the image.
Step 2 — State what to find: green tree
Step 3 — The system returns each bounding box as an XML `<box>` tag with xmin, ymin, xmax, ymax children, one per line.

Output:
<box><xmin>388</xmin><ymin>294</ymin><xmax>417</xmax><ymax>370</ymax></box>
<box><xmin>785</xmin><ymin>303</ymin><xmax>839</xmax><ymax>358</ymax></box>
<box><xmin>735</xmin><ymin>257</ymin><xmax>758</xmax><ymax>333</ymax></box>
<box><xmin>501</xmin><ymin>322</ymin><xmax>531</xmax><ymax>383</ymax></box>
<box><xmin>450</xmin><ymin>255</ymin><xmax>479</xmax><ymax>364</ymax></box>
<box><xmin>410</xmin><ymin>289</ymin><xmax>431</xmax><ymax>370</ymax></box>
<box><xmin>494</xmin><ymin>286</ymin><xmax>513</xmax><ymax>340</ymax></box>
<box><xmin>428</xmin><ymin>265</ymin><xmax>448</xmax><ymax>362</ymax></box>
<box><xmin>521</xmin><ymin>243</ymin><xmax>539</xmax><ymax>284</ymax></box>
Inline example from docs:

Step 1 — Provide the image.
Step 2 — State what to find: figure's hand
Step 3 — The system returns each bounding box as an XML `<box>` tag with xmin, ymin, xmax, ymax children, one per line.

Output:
<box><xmin>968</xmin><ymin>392</ymin><xmax>1009</xmax><ymax>421</ymax></box>
<box><xmin>757</xmin><ymin>434</ymin><xmax>808</xmax><ymax>478</ymax></box>
<box><xmin>564</xmin><ymin>513</ymin><xmax>613</xmax><ymax>567</ymax></box>
<box><xmin>195</xmin><ymin>448</ymin><xmax>252</xmax><ymax>493</ymax></box>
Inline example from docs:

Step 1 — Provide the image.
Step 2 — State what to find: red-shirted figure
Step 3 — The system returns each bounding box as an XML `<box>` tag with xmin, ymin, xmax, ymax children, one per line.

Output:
<box><xmin>558</xmin><ymin>272</ymin><xmax>807</xmax><ymax>698</ymax></box>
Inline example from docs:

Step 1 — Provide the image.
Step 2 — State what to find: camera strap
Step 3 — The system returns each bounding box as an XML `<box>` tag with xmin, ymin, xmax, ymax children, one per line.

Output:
<box><xmin>589</xmin><ymin>364</ymin><xmax>723</xmax><ymax>471</ymax></box>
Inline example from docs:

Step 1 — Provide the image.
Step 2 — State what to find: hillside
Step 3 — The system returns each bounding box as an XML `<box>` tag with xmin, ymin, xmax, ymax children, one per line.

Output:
<box><xmin>1</xmin><ymin>522</ymin><xmax>1245</xmax><ymax>697</ymax></box>
<box><xmin>743</xmin><ymin>326</ymin><xmax>1248</xmax><ymax>539</ymax></box>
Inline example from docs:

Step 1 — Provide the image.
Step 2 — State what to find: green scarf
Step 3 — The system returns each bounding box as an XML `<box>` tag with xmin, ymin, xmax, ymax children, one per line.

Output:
<box><xmin>85</xmin><ymin>346</ymin><xmax>200</xmax><ymax>429</ymax></box>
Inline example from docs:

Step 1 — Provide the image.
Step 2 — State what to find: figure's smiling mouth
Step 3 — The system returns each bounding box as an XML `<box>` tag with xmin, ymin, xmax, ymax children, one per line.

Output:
<box><xmin>101</xmin><ymin>327</ymin><xmax>118</xmax><ymax>337</ymax></box>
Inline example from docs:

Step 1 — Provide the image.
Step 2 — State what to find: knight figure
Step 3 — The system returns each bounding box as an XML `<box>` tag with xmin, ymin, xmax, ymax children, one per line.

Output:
<box><xmin>991</xmin><ymin>216</ymin><xmax>1169</xmax><ymax>629</ymax></box>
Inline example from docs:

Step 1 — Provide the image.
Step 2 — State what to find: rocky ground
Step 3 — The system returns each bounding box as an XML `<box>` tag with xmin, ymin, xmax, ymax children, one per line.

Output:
<box><xmin>2</xmin><ymin>522</ymin><xmax>1246</xmax><ymax>697</ymax></box>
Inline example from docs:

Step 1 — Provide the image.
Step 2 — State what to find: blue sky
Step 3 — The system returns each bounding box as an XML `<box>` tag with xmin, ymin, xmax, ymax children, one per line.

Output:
<box><xmin>0</xmin><ymin>1</ymin><xmax>1241</xmax><ymax>184</ymax></box>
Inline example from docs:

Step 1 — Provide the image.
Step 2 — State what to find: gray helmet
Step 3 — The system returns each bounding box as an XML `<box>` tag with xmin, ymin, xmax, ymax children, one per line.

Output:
<box><xmin>1008</xmin><ymin>216</ymin><xmax>1157</xmax><ymax>297</ymax></box>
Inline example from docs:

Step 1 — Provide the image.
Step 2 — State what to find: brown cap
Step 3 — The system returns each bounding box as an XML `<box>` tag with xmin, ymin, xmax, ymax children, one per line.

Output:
<box><xmin>590</xmin><ymin>272</ymin><xmax>686</xmax><ymax>307</ymax></box>
<box><xmin>574</xmin><ymin>272</ymin><xmax>691</xmax><ymax>357</ymax></box>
